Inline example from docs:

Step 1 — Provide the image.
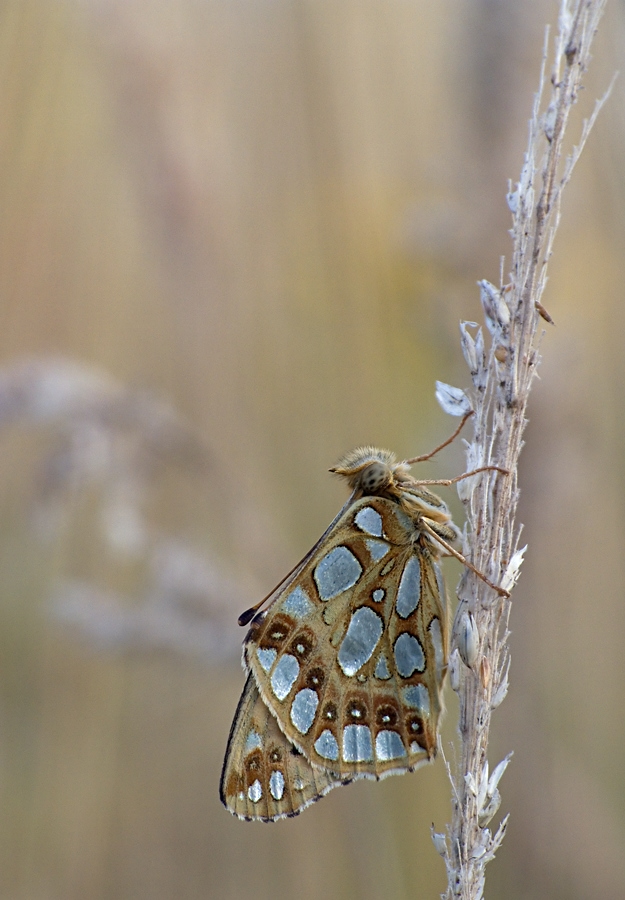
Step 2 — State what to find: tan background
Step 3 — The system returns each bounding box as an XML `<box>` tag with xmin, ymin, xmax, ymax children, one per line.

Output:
<box><xmin>1</xmin><ymin>1</ymin><xmax>624</xmax><ymax>898</ymax></box>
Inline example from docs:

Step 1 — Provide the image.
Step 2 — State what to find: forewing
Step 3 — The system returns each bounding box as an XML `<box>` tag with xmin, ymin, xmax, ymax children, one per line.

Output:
<box><xmin>220</xmin><ymin>674</ymin><xmax>346</xmax><ymax>821</ymax></box>
<box><xmin>245</xmin><ymin>496</ymin><xmax>449</xmax><ymax>779</ymax></box>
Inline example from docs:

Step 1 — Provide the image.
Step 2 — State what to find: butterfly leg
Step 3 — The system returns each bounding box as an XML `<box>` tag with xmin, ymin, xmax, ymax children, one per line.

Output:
<box><xmin>414</xmin><ymin>465</ymin><xmax>509</xmax><ymax>488</ymax></box>
<box><xmin>404</xmin><ymin>411</ymin><xmax>474</xmax><ymax>464</ymax></box>
<box><xmin>420</xmin><ymin>518</ymin><xmax>510</xmax><ymax>598</ymax></box>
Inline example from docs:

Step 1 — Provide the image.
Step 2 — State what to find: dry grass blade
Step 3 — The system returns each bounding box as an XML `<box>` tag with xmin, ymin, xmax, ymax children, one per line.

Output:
<box><xmin>434</xmin><ymin>2</ymin><xmax>610</xmax><ymax>897</ymax></box>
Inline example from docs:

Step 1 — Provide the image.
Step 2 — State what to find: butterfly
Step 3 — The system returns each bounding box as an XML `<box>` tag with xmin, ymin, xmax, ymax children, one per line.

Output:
<box><xmin>221</xmin><ymin>443</ymin><xmax>505</xmax><ymax>821</ymax></box>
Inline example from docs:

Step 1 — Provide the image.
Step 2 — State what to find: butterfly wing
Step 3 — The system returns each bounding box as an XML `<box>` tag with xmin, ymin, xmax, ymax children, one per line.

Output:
<box><xmin>245</xmin><ymin>495</ymin><xmax>449</xmax><ymax>779</ymax></box>
<box><xmin>220</xmin><ymin>673</ymin><xmax>348</xmax><ymax>821</ymax></box>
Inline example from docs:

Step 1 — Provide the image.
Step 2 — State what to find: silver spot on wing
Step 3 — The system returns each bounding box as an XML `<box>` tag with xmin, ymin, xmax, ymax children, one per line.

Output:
<box><xmin>314</xmin><ymin>729</ymin><xmax>339</xmax><ymax>761</ymax></box>
<box><xmin>402</xmin><ymin>684</ymin><xmax>430</xmax><ymax>714</ymax></box>
<box><xmin>281</xmin><ymin>586</ymin><xmax>313</xmax><ymax>618</ymax></box>
<box><xmin>395</xmin><ymin>555</ymin><xmax>421</xmax><ymax>618</ymax></box>
<box><xmin>244</xmin><ymin>730</ymin><xmax>262</xmax><ymax>754</ymax></box>
<box><xmin>375</xmin><ymin>730</ymin><xmax>407</xmax><ymax>761</ymax></box>
<box><xmin>290</xmin><ymin>688</ymin><xmax>319</xmax><ymax>734</ymax></box>
<box><xmin>365</xmin><ymin>539</ymin><xmax>390</xmax><ymax>561</ymax></box>
<box><xmin>372</xmin><ymin>588</ymin><xmax>385</xmax><ymax>602</ymax></box>
<box><xmin>393</xmin><ymin>633</ymin><xmax>425</xmax><ymax>677</ymax></box>
<box><xmin>374</xmin><ymin>654</ymin><xmax>391</xmax><ymax>680</ymax></box>
<box><xmin>248</xmin><ymin>779</ymin><xmax>263</xmax><ymax>802</ymax></box>
<box><xmin>270</xmin><ymin>654</ymin><xmax>300</xmax><ymax>700</ymax></box>
<box><xmin>391</xmin><ymin>506</ymin><xmax>414</xmax><ymax>534</ymax></box>
<box><xmin>314</xmin><ymin>546</ymin><xmax>362</xmax><ymax>600</ymax></box>
<box><xmin>338</xmin><ymin>606</ymin><xmax>383</xmax><ymax>676</ymax></box>
<box><xmin>269</xmin><ymin>770</ymin><xmax>285</xmax><ymax>801</ymax></box>
<box><xmin>354</xmin><ymin>506</ymin><xmax>383</xmax><ymax>536</ymax></box>
<box><xmin>342</xmin><ymin>724</ymin><xmax>373</xmax><ymax>762</ymax></box>
<box><xmin>256</xmin><ymin>647</ymin><xmax>277</xmax><ymax>673</ymax></box>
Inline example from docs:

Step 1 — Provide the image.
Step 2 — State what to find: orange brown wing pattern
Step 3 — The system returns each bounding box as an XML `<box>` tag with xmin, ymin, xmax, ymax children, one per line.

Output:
<box><xmin>220</xmin><ymin>673</ymin><xmax>347</xmax><ymax>821</ymax></box>
<box><xmin>244</xmin><ymin>495</ymin><xmax>449</xmax><ymax>779</ymax></box>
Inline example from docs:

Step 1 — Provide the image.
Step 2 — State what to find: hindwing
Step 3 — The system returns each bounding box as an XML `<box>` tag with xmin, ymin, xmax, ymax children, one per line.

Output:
<box><xmin>220</xmin><ymin>673</ymin><xmax>347</xmax><ymax>821</ymax></box>
<box><xmin>244</xmin><ymin>495</ymin><xmax>449</xmax><ymax>779</ymax></box>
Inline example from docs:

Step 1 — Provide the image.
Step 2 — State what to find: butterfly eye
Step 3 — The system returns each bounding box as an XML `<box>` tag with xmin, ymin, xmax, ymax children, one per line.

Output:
<box><xmin>360</xmin><ymin>461</ymin><xmax>391</xmax><ymax>493</ymax></box>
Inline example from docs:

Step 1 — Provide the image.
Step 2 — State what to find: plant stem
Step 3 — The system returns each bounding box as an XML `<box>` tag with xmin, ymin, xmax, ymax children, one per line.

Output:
<box><xmin>434</xmin><ymin>3</ymin><xmax>609</xmax><ymax>897</ymax></box>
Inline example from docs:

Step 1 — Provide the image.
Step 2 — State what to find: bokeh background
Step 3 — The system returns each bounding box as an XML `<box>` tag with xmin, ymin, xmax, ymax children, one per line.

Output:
<box><xmin>1</xmin><ymin>1</ymin><xmax>624</xmax><ymax>898</ymax></box>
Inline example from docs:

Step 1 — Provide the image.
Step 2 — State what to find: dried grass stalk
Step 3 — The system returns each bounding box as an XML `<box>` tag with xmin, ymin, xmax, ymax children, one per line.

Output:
<box><xmin>433</xmin><ymin>2</ymin><xmax>610</xmax><ymax>897</ymax></box>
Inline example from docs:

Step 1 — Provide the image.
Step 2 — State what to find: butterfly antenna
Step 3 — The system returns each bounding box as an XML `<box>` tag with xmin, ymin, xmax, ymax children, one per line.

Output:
<box><xmin>237</xmin><ymin>490</ymin><xmax>358</xmax><ymax>627</ymax></box>
<box><xmin>238</xmin><ymin>557</ymin><xmax>310</xmax><ymax>626</ymax></box>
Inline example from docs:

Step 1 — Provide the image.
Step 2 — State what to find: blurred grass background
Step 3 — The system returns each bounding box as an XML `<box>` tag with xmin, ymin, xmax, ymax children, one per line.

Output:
<box><xmin>1</xmin><ymin>1</ymin><xmax>624</xmax><ymax>898</ymax></box>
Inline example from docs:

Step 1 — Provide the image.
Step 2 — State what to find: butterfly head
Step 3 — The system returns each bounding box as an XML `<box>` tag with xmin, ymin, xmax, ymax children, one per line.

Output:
<box><xmin>329</xmin><ymin>447</ymin><xmax>412</xmax><ymax>496</ymax></box>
